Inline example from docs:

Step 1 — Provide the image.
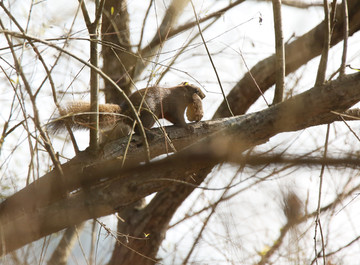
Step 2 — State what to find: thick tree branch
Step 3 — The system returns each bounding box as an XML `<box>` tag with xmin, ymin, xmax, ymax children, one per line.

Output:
<box><xmin>102</xmin><ymin>0</ymin><xmax>134</xmax><ymax>99</ymax></box>
<box><xmin>215</xmin><ymin>0</ymin><xmax>360</xmax><ymax>117</ymax></box>
<box><xmin>1</xmin><ymin>73</ymin><xmax>360</xmax><ymax>255</ymax></box>
<box><xmin>120</xmin><ymin>1</ymin><xmax>360</xmax><ymax>260</ymax></box>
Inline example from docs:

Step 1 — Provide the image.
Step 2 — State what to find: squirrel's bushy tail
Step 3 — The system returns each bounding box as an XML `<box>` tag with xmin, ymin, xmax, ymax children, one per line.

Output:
<box><xmin>47</xmin><ymin>101</ymin><xmax>122</xmax><ymax>133</ymax></box>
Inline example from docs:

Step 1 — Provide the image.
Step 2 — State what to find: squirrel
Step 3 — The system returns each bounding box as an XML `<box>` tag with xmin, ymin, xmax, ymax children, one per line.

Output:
<box><xmin>49</xmin><ymin>82</ymin><xmax>206</xmax><ymax>140</ymax></box>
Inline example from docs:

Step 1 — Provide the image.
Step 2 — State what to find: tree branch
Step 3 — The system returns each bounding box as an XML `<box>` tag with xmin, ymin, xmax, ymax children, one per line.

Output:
<box><xmin>215</xmin><ymin>0</ymin><xmax>360</xmax><ymax>117</ymax></box>
<box><xmin>1</xmin><ymin>72</ymin><xmax>360</xmax><ymax>255</ymax></box>
<box><xmin>315</xmin><ymin>0</ymin><xmax>331</xmax><ymax>85</ymax></box>
<box><xmin>272</xmin><ymin>0</ymin><xmax>285</xmax><ymax>104</ymax></box>
<box><xmin>133</xmin><ymin>0</ymin><xmax>190</xmax><ymax>79</ymax></box>
<box><xmin>134</xmin><ymin>0</ymin><xmax>246</xmax><ymax>80</ymax></box>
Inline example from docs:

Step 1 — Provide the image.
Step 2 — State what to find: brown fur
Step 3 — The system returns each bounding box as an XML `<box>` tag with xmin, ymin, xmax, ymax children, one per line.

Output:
<box><xmin>48</xmin><ymin>82</ymin><xmax>205</xmax><ymax>136</ymax></box>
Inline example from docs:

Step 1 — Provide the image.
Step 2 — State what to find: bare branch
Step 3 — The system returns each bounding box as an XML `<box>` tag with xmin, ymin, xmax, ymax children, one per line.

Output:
<box><xmin>340</xmin><ymin>0</ymin><xmax>349</xmax><ymax>77</ymax></box>
<box><xmin>313</xmin><ymin>124</ymin><xmax>330</xmax><ymax>265</ymax></box>
<box><xmin>0</xmin><ymin>19</ymin><xmax>64</xmax><ymax>177</ymax></box>
<box><xmin>47</xmin><ymin>224</ymin><xmax>85</xmax><ymax>265</ymax></box>
<box><xmin>215</xmin><ymin>0</ymin><xmax>360</xmax><ymax>117</ymax></box>
<box><xmin>315</xmin><ymin>0</ymin><xmax>331</xmax><ymax>85</ymax></box>
<box><xmin>135</xmin><ymin>0</ymin><xmax>246</xmax><ymax>79</ymax></box>
<box><xmin>190</xmin><ymin>0</ymin><xmax>234</xmax><ymax>116</ymax></box>
<box><xmin>0</xmin><ymin>29</ymin><xmax>151</xmax><ymax>161</ymax></box>
<box><xmin>272</xmin><ymin>0</ymin><xmax>285</xmax><ymax>104</ymax></box>
<box><xmin>134</xmin><ymin>0</ymin><xmax>190</xmax><ymax>78</ymax></box>
<box><xmin>78</xmin><ymin>0</ymin><xmax>105</xmax><ymax>152</ymax></box>
<box><xmin>256</xmin><ymin>0</ymin><xmax>324</xmax><ymax>8</ymax></box>
<box><xmin>1</xmin><ymin>73</ymin><xmax>360</xmax><ymax>254</ymax></box>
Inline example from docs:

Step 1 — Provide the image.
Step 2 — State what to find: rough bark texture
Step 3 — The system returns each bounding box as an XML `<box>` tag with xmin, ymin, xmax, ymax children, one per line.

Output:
<box><xmin>107</xmin><ymin>181</ymin><xmax>208</xmax><ymax>265</ymax></box>
<box><xmin>101</xmin><ymin>0</ymin><xmax>135</xmax><ymax>102</ymax></box>
<box><xmin>121</xmin><ymin>1</ymin><xmax>360</xmax><ymax>263</ymax></box>
<box><xmin>1</xmin><ymin>73</ymin><xmax>360</xmax><ymax>255</ymax></box>
<box><xmin>214</xmin><ymin>0</ymin><xmax>360</xmax><ymax>118</ymax></box>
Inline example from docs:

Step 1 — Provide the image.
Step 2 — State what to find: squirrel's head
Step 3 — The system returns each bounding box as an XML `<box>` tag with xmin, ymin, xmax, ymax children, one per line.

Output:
<box><xmin>180</xmin><ymin>82</ymin><xmax>206</xmax><ymax>99</ymax></box>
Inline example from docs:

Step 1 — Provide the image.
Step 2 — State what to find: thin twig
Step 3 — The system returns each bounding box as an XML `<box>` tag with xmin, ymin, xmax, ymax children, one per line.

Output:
<box><xmin>189</xmin><ymin>0</ymin><xmax>234</xmax><ymax>116</ymax></box>
<box><xmin>339</xmin><ymin>115</ymin><xmax>360</xmax><ymax>142</ymax></box>
<box><xmin>94</xmin><ymin>0</ymin><xmax>106</xmax><ymax>26</ymax></box>
<box><xmin>0</xmin><ymin>29</ymin><xmax>151</xmax><ymax>161</ymax></box>
<box><xmin>136</xmin><ymin>0</ymin><xmax>246</xmax><ymax>80</ymax></box>
<box><xmin>0</xmin><ymin>19</ymin><xmax>64</xmax><ymax>177</ymax></box>
<box><xmin>181</xmin><ymin>171</ymin><xmax>239</xmax><ymax>265</ymax></box>
<box><xmin>257</xmin><ymin>222</ymin><xmax>292</xmax><ymax>265</ymax></box>
<box><xmin>95</xmin><ymin>219</ymin><xmax>158</xmax><ymax>263</ymax></box>
<box><xmin>157</xmin><ymin>18</ymin><xmax>219</xmax><ymax>84</ymax></box>
<box><xmin>137</xmin><ymin>0</ymin><xmax>154</xmax><ymax>50</ymax></box>
<box><xmin>255</xmin><ymin>0</ymin><xmax>324</xmax><ymax>8</ymax></box>
<box><xmin>314</xmin><ymin>124</ymin><xmax>330</xmax><ymax>265</ymax></box>
<box><xmin>239</xmin><ymin>51</ymin><xmax>270</xmax><ymax>106</ymax></box>
<box><xmin>0</xmin><ymin>1</ymin><xmax>80</xmax><ymax>154</ymax></box>
<box><xmin>78</xmin><ymin>0</ymin><xmax>92</xmax><ymax>29</ymax></box>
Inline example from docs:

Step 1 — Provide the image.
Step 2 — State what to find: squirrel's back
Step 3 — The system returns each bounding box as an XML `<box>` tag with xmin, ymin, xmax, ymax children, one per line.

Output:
<box><xmin>48</xmin><ymin>82</ymin><xmax>205</xmax><ymax>135</ymax></box>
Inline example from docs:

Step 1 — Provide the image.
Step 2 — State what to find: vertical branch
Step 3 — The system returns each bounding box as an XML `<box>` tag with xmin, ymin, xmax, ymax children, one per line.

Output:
<box><xmin>272</xmin><ymin>0</ymin><xmax>285</xmax><ymax>104</ymax></box>
<box><xmin>315</xmin><ymin>0</ymin><xmax>331</xmax><ymax>85</ymax></box>
<box><xmin>79</xmin><ymin>0</ymin><xmax>105</xmax><ymax>152</ymax></box>
<box><xmin>102</xmin><ymin>0</ymin><xmax>134</xmax><ymax>101</ymax></box>
<box><xmin>314</xmin><ymin>0</ymin><xmax>337</xmax><ymax>244</ymax></box>
<box><xmin>339</xmin><ymin>0</ymin><xmax>348</xmax><ymax>77</ymax></box>
<box><xmin>314</xmin><ymin>124</ymin><xmax>330</xmax><ymax>265</ymax></box>
<box><xmin>89</xmin><ymin>220</ymin><xmax>97</xmax><ymax>265</ymax></box>
<box><xmin>89</xmin><ymin>15</ymin><xmax>100</xmax><ymax>152</ymax></box>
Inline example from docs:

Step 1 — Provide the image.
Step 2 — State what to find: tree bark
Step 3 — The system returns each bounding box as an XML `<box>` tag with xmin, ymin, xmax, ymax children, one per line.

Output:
<box><xmin>115</xmin><ymin>1</ymin><xmax>360</xmax><ymax>263</ymax></box>
<box><xmin>214</xmin><ymin>0</ymin><xmax>360</xmax><ymax>118</ymax></box>
<box><xmin>102</xmin><ymin>0</ymin><xmax>135</xmax><ymax>102</ymax></box>
<box><xmin>1</xmin><ymin>73</ymin><xmax>360</xmax><ymax>255</ymax></box>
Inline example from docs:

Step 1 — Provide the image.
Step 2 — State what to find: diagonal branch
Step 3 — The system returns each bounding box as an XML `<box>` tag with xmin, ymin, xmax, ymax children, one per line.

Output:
<box><xmin>133</xmin><ymin>0</ymin><xmax>190</xmax><ymax>78</ymax></box>
<box><xmin>1</xmin><ymin>72</ymin><xmax>360</xmax><ymax>255</ymax></box>
<box><xmin>134</xmin><ymin>0</ymin><xmax>246</xmax><ymax>80</ymax></box>
<box><xmin>215</xmin><ymin>0</ymin><xmax>360</xmax><ymax>117</ymax></box>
